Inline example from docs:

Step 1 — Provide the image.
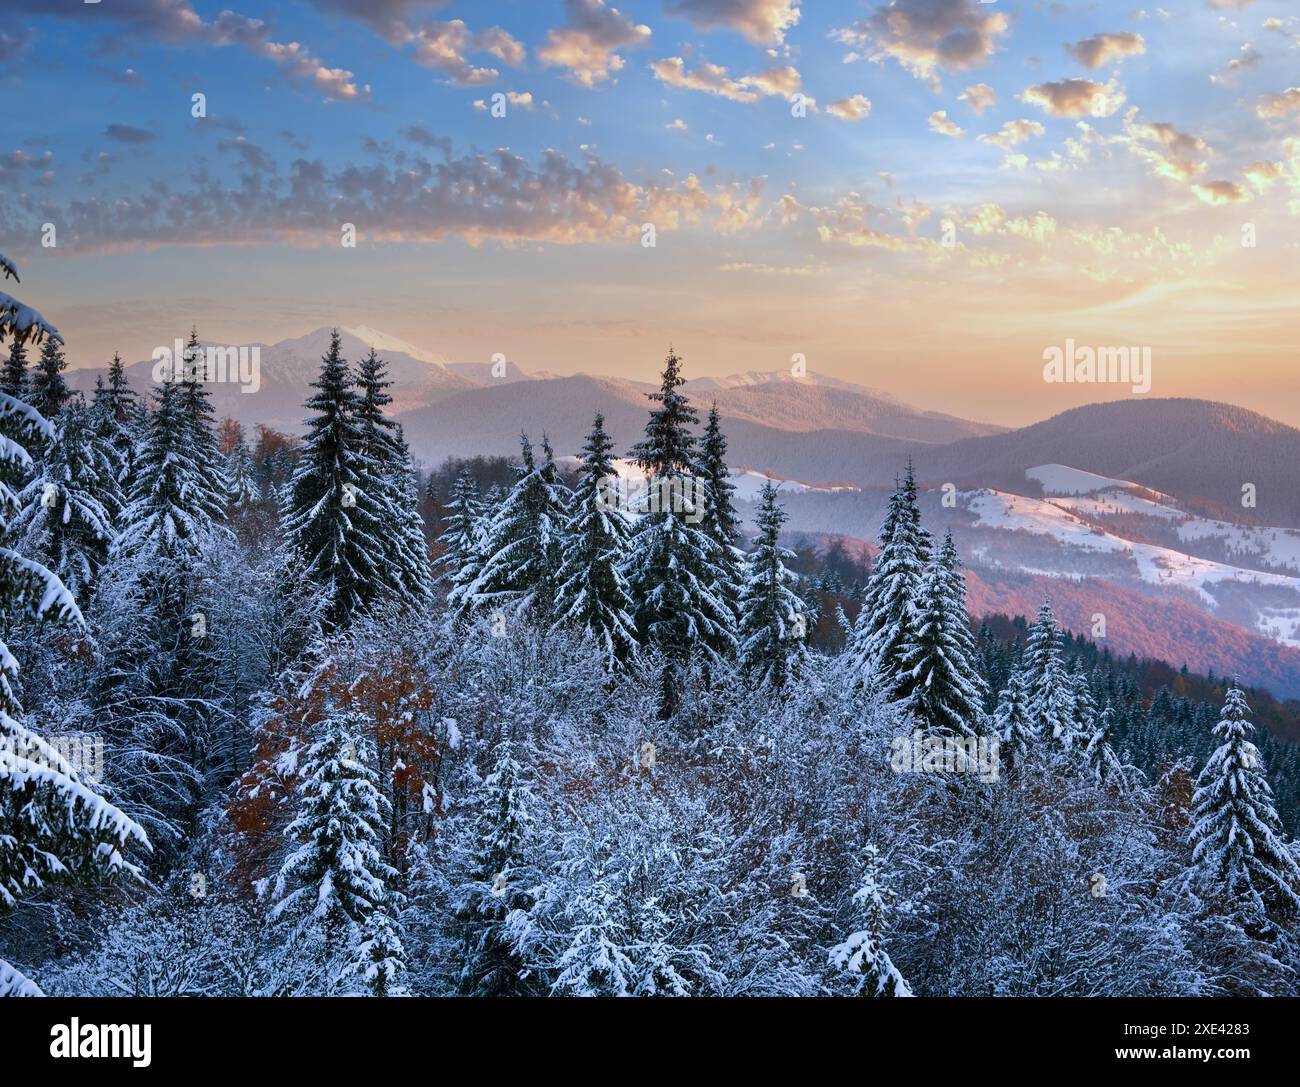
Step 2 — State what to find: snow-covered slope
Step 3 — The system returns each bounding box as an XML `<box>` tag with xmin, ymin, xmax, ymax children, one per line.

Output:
<box><xmin>1026</xmin><ymin>463</ymin><xmax>1171</xmax><ymax>499</ymax></box>
<box><xmin>963</xmin><ymin>487</ymin><xmax>1300</xmax><ymax>645</ymax></box>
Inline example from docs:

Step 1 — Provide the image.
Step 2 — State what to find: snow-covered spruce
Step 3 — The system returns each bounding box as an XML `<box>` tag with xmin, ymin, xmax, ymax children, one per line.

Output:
<box><xmin>846</xmin><ymin>461</ymin><xmax>929</xmax><ymax>701</ymax></box>
<box><xmin>624</xmin><ymin>348</ymin><xmax>736</xmax><ymax>716</ymax></box>
<box><xmin>828</xmin><ymin>845</ymin><xmax>912</xmax><ymax>997</ymax></box>
<box><xmin>694</xmin><ymin>402</ymin><xmax>744</xmax><ymax>623</ymax></box>
<box><xmin>16</xmin><ymin>395</ymin><xmax>121</xmax><ymax>600</ymax></box>
<box><xmin>451</xmin><ymin>735</ymin><xmax>536</xmax><ymax>996</ymax></box>
<box><xmin>551</xmin><ymin>412</ymin><xmax>638</xmax><ymax>672</ymax></box>
<box><xmin>437</xmin><ymin>468</ymin><xmax>482</xmax><ymax>596</ymax></box>
<box><xmin>897</xmin><ymin>531</ymin><xmax>987</xmax><ymax>735</ymax></box>
<box><xmin>0</xmin><ymin>254</ymin><xmax>147</xmax><ymax>993</ymax></box>
<box><xmin>284</xmin><ymin>330</ymin><xmax>399</xmax><ymax>629</ymax></box>
<box><xmin>737</xmin><ymin>481</ymin><xmax>809</xmax><ymax>691</ymax></box>
<box><xmin>1190</xmin><ymin>684</ymin><xmax>1300</xmax><ymax>919</ymax></box>
<box><xmin>457</xmin><ymin>434</ymin><xmax>567</xmax><ymax>627</ymax></box>
<box><xmin>269</xmin><ymin>706</ymin><xmax>402</xmax><ymax>991</ymax></box>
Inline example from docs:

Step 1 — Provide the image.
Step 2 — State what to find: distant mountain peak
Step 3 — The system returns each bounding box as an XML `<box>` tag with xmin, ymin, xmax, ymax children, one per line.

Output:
<box><xmin>332</xmin><ymin>325</ymin><xmax>448</xmax><ymax>367</ymax></box>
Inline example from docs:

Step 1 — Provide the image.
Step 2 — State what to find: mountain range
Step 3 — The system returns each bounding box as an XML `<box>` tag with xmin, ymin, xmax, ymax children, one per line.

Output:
<box><xmin>67</xmin><ymin>326</ymin><xmax>1300</xmax><ymax>698</ymax></box>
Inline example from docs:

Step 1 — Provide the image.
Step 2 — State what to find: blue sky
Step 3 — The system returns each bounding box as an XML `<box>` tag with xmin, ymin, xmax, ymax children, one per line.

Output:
<box><xmin>2</xmin><ymin>0</ymin><xmax>1298</xmax><ymax>425</ymax></box>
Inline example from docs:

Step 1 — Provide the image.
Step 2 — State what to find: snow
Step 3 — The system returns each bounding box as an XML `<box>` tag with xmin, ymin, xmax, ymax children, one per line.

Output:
<box><xmin>554</xmin><ymin>457</ymin><xmax>860</xmax><ymax>504</ymax></box>
<box><xmin>0</xmin><ymin>291</ymin><xmax>63</xmax><ymax>345</ymax></box>
<box><xmin>964</xmin><ymin>488</ymin><xmax>1300</xmax><ymax>641</ymax></box>
<box><xmin>341</xmin><ymin>325</ymin><xmax>448</xmax><ymax>367</ymax></box>
<box><xmin>1050</xmin><ymin>486</ymin><xmax>1300</xmax><ymax>574</ymax></box>
<box><xmin>729</xmin><ymin>468</ymin><xmax>860</xmax><ymax>502</ymax></box>
<box><xmin>1053</xmin><ymin>491</ymin><xmax>1184</xmax><ymax>520</ymax></box>
<box><xmin>1026</xmin><ymin>463</ymin><xmax>1171</xmax><ymax>499</ymax></box>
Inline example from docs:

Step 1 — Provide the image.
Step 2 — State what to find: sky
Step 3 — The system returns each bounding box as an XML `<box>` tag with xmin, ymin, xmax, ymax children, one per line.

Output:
<box><xmin>1</xmin><ymin>0</ymin><xmax>1298</xmax><ymax>427</ymax></box>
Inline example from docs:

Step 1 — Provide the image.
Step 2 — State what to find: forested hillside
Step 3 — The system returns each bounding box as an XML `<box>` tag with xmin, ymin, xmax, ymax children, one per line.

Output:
<box><xmin>3</xmin><ymin>263</ymin><xmax>1299</xmax><ymax>996</ymax></box>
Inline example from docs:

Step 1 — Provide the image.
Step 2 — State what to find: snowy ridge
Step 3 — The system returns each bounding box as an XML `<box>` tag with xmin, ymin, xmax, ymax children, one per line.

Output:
<box><xmin>964</xmin><ymin>488</ymin><xmax>1300</xmax><ymax>645</ymax></box>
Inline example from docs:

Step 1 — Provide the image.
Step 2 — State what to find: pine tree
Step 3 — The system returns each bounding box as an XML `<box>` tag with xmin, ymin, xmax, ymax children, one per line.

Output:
<box><xmin>284</xmin><ymin>330</ymin><xmax>388</xmax><ymax>629</ymax></box>
<box><xmin>223</xmin><ymin>422</ymin><xmax>263</xmax><ymax>510</ymax></box>
<box><xmin>103</xmin><ymin>351</ymin><xmax>138</xmax><ymax>423</ymax></box>
<box><xmin>15</xmin><ymin>395</ymin><xmax>121</xmax><ymax>599</ymax></box>
<box><xmin>354</xmin><ymin>348</ymin><xmax>434</xmax><ymax>610</ymax></box>
<box><xmin>270</xmin><ymin>708</ymin><xmax>398</xmax><ymax>971</ymax></box>
<box><xmin>1021</xmin><ymin>602</ymin><xmax>1080</xmax><ymax>750</ymax></box>
<box><xmin>628</xmin><ymin>346</ymin><xmax>696</xmax><ymax>477</ymax></box>
<box><xmin>1190</xmin><ymin>684</ymin><xmax>1300</xmax><ymax>918</ymax></box>
<box><xmin>897</xmin><ymin>531</ymin><xmax>987</xmax><ymax>734</ymax></box>
<box><xmin>552</xmin><ymin>413</ymin><xmax>638</xmax><ymax>671</ymax></box>
<box><xmin>828</xmin><ymin>844</ymin><xmax>912</xmax><ymax>996</ymax></box>
<box><xmin>28</xmin><ymin>335</ymin><xmax>71</xmax><ymax>421</ymax></box>
<box><xmin>461</xmin><ymin>434</ymin><xmax>567</xmax><ymax>625</ymax></box>
<box><xmin>115</xmin><ymin>378</ymin><xmax>225</xmax><ymax>563</ymax></box>
<box><xmin>455</xmin><ymin>736</ymin><xmax>535</xmax><ymax>996</ymax></box>
<box><xmin>101</xmin><ymin>377</ymin><xmax>227</xmax><ymax>844</ymax></box>
<box><xmin>437</xmin><ymin>468</ymin><xmax>482</xmax><ymax>587</ymax></box>
<box><xmin>846</xmin><ymin>462</ymin><xmax>929</xmax><ymax>700</ymax></box>
<box><xmin>1082</xmin><ymin>704</ymin><xmax>1127</xmax><ymax>786</ymax></box>
<box><xmin>1</xmin><ymin>338</ymin><xmax>27</xmax><ymax>399</ymax></box>
<box><xmin>995</xmin><ymin>666</ymin><xmax>1038</xmax><ymax>769</ymax></box>
<box><xmin>0</xmin><ymin>254</ymin><xmax>147</xmax><ymax>992</ymax></box>
<box><xmin>1068</xmin><ymin>664</ymin><xmax>1098</xmax><ymax>747</ymax></box>
<box><xmin>92</xmin><ymin>352</ymin><xmax>140</xmax><ymax>491</ymax></box>
<box><xmin>385</xmin><ymin>426</ymin><xmax>436</xmax><ymax>611</ymax></box>
<box><xmin>177</xmin><ymin>327</ymin><xmax>230</xmax><ymax>516</ymax></box>
<box><xmin>625</xmin><ymin>349</ymin><xmax>736</xmax><ymax>716</ymax></box>
<box><xmin>695</xmin><ymin>402</ymin><xmax>743</xmax><ymax>619</ymax></box>
<box><xmin>354</xmin><ymin>901</ymin><xmax>408</xmax><ymax>996</ymax></box>
<box><xmin>737</xmin><ymin>482</ymin><xmax>808</xmax><ymax>690</ymax></box>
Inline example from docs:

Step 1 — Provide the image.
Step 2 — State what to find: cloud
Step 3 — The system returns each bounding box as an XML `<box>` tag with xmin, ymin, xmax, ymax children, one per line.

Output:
<box><xmin>826</xmin><ymin>95</ymin><xmax>872</xmax><ymax>122</ymax></box>
<box><xmin>1255</xmin><ymin>87</ymin><xmax>1300</xmax><ymax>119</ymax></box>
<box><xmin>666</xmin><ymin>118</ymin><xmax>689</xmax><ymax>133</ymax></box>
<box><xmin>408</xmin><ymin>20</ymin><xmax>525</xmax><ymax>85</ymax></box>
<box><xmin>1262</xmin><ymin>17</ymin><xmax>1299</xmax><ymax>42</ymax></box>
<box><xmin>304</xmin><ymin>0</ymin><xmax>452</xmax><ymax>44</ymax></box>
<box><xmin>1117</xmin><ymin>110</ymin><xmax>1211</xmax><ymax>182</ymax></box>
<box><xmin>0</xmin><ymin>150</ymin><xmax>55</xmax><ymax>186</ymax></box>
<box><xmin>1243</xmin><ymin>160</ymin><xmax>1282</xmax><ymax>192</ymax></box>
<box><xmin>832</xmin><ymin>0</ymin><xmax>1010</xmax><ymax>89</ymax></box>
<box><xmin>663</xmin><ymin>0</ymin><xmax>800</xmax><ymax>44</ymax></box>
<box><xmin>958</xmin><ymin>83</ymin><xmax>997</xmax><ymax>113</ymax></box>
<box><xmin>651</xmin><ymin>56</ymin><xmax>801</xmax><ymax>103</ymax></box>
<box><xmin>104</xmin><ymin>123</ymin><xmax>157</xmax><ymax>144</ymax></box>
<box><xmin>716</xmin><ymin>261</ymin><xmax>826</xmax><ymax>276</ymax></box>
<box><xmin>928</xmin><ymin>110</ymin><xmax>964</xmax><ymax>137</ymax></box>
<box><xmin>108</xmin><ymin>67</ymin><xmax>148</xmax><ymax>87</ymax></box>
<box><xmin>1020</xmin><ymin>77</ymin><xmax>1124</xmax><ymax>117</ymax></box>
<box><xmin>9</xmin><ymin>145</ymin><xmax>765</xmax><ymax>252</ymax></box>
<box><xmin>1191</xmin><ymin>180</ymin><xmax>1250</xmax><ymax>203</ymax></box>
<box><xmin>255</xmin><ymin>38</ymin><xmax>371</xmax><ymax>101</ymax></box>
<box><xmin>538</xmin><ymin>0</ymin><xmax>651</xmax><ymax>88</ymax></box>
<box><xmin>1066</xmin><ymin>32</ymin><xmax>1146</xmax><ymax>70</ymax></box>
<box><xmin>218</xmin><ymin>136</ymin><xmax>276</xmax><ymax>174</ymax></box>
<box><xmin>1210</xmin><ymin>43</ymin><xmax>1260</xmax><ymax>84</ymax></box>
<box><xmin>472</xmin><ymin>91</ymin><xmax>535</xmax><ymax>110</ymax></box>
<box><xmin>400</xmin><ymin>124</ymin><xmax>451</xmax><ymax>155</ymax></box>
<box><xmin>977</xmin><ymin>119</ymin><xmax>1044</xmax><ymax>150</ymax></box>
<box><xmin>18</xmin><ymin>1</ymin><xmax>369</xmax><ymax>101</ymax></box>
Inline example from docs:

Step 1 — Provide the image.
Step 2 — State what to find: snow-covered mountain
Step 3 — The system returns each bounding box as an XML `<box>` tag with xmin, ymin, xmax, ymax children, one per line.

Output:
<box><xmin>64</xmin><ymin>327</ymin><xmax>1300</xmax><ymax>693</ymax></box>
